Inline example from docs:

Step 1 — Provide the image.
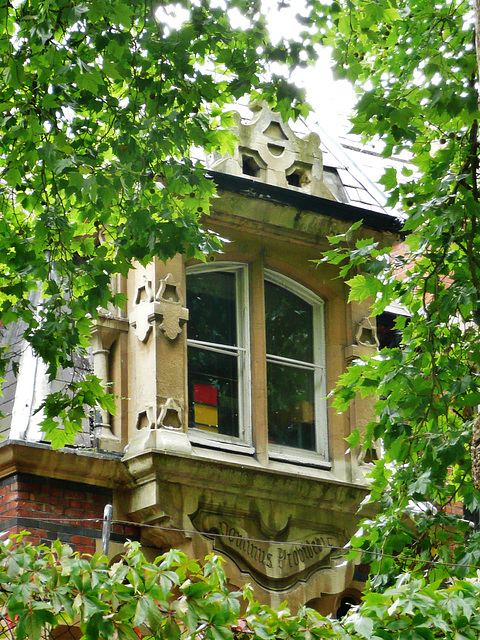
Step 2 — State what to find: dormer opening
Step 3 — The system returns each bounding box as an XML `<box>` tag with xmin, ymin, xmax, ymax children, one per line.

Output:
<box><xmin>242</xmin><ymin>154</ymin><xmax>261</xmax><ymax>177</ymax></box>
<box><xmin>286</xmin><ymin>171</ymin><xmax>301</xmax><ymax>187</ymax></box>
<box><xmin>286</xmin><ymin>163</ymin><xmax>312</xmax><ymax>191</ymax></box>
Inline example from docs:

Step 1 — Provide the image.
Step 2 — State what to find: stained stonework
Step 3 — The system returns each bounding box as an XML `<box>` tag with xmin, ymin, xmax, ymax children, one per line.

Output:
<box><xmin>207</xmin><ymin>101</ymin><xmax>336</xmax><ymax>200</ymax></box>
<box><xmin>123</xmin><ymin>450</ymin><xmax>371</xmax><ymax>609</ymax></box>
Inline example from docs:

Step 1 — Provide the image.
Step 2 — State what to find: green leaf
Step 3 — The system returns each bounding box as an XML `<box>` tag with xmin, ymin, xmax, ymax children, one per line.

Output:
<box><xmin>346</xmin><ymin>274</ymin><xmax>375</xmax><ymax>302</ymax></box>
<box><xmin>352</xmin><ymin>615</ymin><xmax>374</xmax><ymax>638</ymax></box>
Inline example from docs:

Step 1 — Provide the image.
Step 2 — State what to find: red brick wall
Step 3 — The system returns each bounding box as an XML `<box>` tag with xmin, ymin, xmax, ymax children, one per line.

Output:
<box><xmin>0</xmin><ymin>474</ymin><xmax>139</xmax><ymax>554</ymax></box>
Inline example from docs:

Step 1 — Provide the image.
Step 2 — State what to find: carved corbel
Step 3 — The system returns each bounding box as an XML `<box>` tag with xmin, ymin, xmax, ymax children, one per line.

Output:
<box><xmin>155</xmin><ymin>274</ymin><xmax>189</xmax><ymax>340</ymax></box>
<box><xmin>355</xmin><ymin>316</ymin><xmax>380</xmax><ymax>348</ymax></box>
<box><xmin>130</xmin><ymin>276</ymin><xmax>155</xmax><ymax>343</ymax></box>
<box><xmin>134</xmin><ymin>397</ymin><xmax>183</xmax><ymax>432</ymax></box>
<box><xmin>157</xmin><ymin>397</ymin><xmax>183</xmax><ymax>431</ymax></box>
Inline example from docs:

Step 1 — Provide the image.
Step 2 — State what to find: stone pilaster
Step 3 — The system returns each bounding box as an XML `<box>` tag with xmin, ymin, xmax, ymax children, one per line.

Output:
<box><xmin>345</xmin><ymin>300</ymin><xmax>380</xmax><ymax>482</ymax></box>
<box><xmin>127</xmin><ymin>256</ymin><xmax>192</xmax><ymax>456</ymax></box>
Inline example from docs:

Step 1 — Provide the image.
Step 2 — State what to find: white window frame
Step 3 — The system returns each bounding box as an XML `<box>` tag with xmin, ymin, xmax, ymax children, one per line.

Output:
<box><xmin>186</xmin><ymin>262</ymin><xmax>253</xmax><ymax>453</ymax></box>
<box><xmin>265</xmin><ymin>270</ymin><xmax>329</xmax><ymax>466</ymax></box>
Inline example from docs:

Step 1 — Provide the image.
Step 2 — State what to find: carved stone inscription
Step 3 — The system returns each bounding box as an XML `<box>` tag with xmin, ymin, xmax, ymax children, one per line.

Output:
<box><xmin>190</xmin><ymin>506</ymin><xmax>343</xmax><ymax>591</ymax></box>
<box><xmin>217</xmin><ymin>521</ymin><xmax>338</xmax><ymax>578</ymax></box>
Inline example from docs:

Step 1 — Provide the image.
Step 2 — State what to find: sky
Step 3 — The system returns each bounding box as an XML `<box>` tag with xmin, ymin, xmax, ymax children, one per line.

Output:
<box><xmin>261</xmin><ymin>0</ymin><xmax>357</xmax><ymax>131</ymax></box>
<box><xmin>155</xmin><ymin>1</ymin><xmax>357</xmax><ymax>132</ymax></box>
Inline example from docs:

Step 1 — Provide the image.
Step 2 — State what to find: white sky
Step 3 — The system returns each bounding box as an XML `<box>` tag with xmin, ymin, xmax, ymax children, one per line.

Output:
<box><xmin>261</xmin><ymin>0</ymin><xmax>356</xmax><ymax>131</ymax></box>
<box><xmin>155</xmin><ymin>1</ymin><xmax>357</xmax><ymax>132</ymax></box>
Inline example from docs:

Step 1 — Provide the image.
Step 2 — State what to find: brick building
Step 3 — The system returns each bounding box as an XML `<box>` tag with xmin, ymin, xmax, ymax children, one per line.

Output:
<box><xmin>0</xmin><ymin>104</ymin><xmax>401</xmax><ymax>615</ymax></box>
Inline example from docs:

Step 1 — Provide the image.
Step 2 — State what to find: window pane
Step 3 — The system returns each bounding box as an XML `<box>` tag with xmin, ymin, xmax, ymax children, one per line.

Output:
<box><xmin>267</xmin><ymin>361</ymin><xmax>316</xmax><ymax>451</ymax></box>
<box><xmin>265</xmin><ymin>280</ymin><xmax>313</xmax><ymax>362</ymax></box>
<box><xmin>188</xmin><ymin>347</ymin><xmax>239</xmax><ymax>437</ymax></box>
<box><xmin>187</xmin><ymin>272</ymin><xmax>237</xmax><ymax>345</ymax></box>
<box><xmin>187</xmin><ymin>270</ymin><xmax>240</xmax><ymax>438</ymax></box>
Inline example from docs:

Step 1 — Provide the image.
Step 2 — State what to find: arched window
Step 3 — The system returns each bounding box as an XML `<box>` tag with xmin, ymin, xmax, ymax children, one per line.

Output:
<box><xmin>186</xmin><ymin>264</ymin><xmax>250</xmax><ymax>445</ymax></box>
<box><xmin>265</xmin><ymin>271</ymin><xmax>327</xmax><ymax>457</ymax></box>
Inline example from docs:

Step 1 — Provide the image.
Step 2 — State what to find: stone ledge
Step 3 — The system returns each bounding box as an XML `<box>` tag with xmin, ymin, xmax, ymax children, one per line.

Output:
<box><xmin>0</xmin><ymin>440</ymin><xmax>127</xmax><ymax>488</ymax></box>
<box><xmin>123</xmin><ymin>448</ymin><xmax>370</xmax><ymax>511</ymax></box>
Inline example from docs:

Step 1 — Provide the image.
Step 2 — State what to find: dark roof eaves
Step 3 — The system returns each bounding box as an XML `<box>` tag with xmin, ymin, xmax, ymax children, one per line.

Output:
<box><xmin>208</xmin><ymin>170</ymin><xmax>403</xmax><ymax>234</ymax></box>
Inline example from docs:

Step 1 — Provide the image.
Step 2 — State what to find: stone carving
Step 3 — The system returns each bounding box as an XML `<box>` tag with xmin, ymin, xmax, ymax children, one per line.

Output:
<box><xmin>157</xmin><ymin>397</ymin><xmax>182</xmax><ymax>431</ymax></box>
<box><xmin>206</xmin><ymin>102</ymin><xmax>336</xmax><ymax>199</ymax></box>
<box><xmin>355</xmin><ymin>317</ymin><xmax>380</xmax><ymax>348</ymax></box>
<box><xmin>135</xmin><ymin>398</ymin><xmax>183</xmax><ymax>431</ymax></box>
<box><xmin>135</xmin><ymin>276</ymin><xmax>155</xmax><ymax>304</ymax></box>
<box><xmin>135</xmin><ymin>407</ymin><xmax>155</xmax><ymax>431</ymax></box>
<box><xmin>190</xmin><ymin>503</ymin><xmax>344</xmax><ymax>591</ymax></box>
<box><xmin>156</xmin><ymin>275</ymin><xmax>189</xmax><ymax>340</ymax></box>
<box><xmin>131</xmin><ymin>276</ymin><xmax>155</xmax><ymax>342</ymax></box>
<box><xmin>140</xmin><ymin>514</ymin><xmax>188</xmax><ymax>550</ymax></box>
<box><xmin>130</xmin><ymin>274</ymin><xmax>188</xmax><ymax>343</ymax></box>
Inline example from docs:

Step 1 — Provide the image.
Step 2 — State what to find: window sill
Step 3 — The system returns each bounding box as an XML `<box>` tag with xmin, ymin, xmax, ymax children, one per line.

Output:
<box><xmin>189</xmin><ymin>435</ymin><xmax>338</xmax><ymax>482</ymax></box>
<box><xmin>189</xmin><ymin>428</ymin><xmax>255</xmax><ymax>456</ymax></box>
<box><xmin>190</xmin><ymin>443</ymin><xmax>349</xmax><ymax>486</ymax></box>
<box><xmin>268</xmin><ymin>445</ymin><xmax>331</xmax><ymax>470</ymax></box>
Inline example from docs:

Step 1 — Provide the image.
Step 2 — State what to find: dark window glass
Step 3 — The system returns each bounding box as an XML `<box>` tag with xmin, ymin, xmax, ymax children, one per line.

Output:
<box><xmin>267</xmin><ymin>361</ymin><xmax>315</xmax><ymax>450</ymax></box>
<box><xmin>187</xmin><ymin>272</ymin><xmax>236</xmax><ymax>345</ymax></box>
<box><xmin>265</xmin><ymin>280</ymin><xmax>313</xmax><ymax>362</ymax></box>
<box><xmin>265</xmin><ymin>280</ymin><xmax>316</xmax><ymax>451</ymax></box>
<box><xmin>187</xmin><ymin>271</ymin><xmax>239</xmax><ymax>438</ymax></box>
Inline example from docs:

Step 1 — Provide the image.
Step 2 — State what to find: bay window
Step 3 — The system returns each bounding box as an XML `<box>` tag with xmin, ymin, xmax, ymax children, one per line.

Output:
<box><xmin>186</xmin><ymin>264</ymin><xmax>328</xmax><ymax>463</ymax></box>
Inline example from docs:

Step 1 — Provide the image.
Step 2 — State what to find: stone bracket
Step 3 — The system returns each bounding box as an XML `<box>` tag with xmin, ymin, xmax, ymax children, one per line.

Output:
<box><xmin>134</xmin><ymin>397</ymin><xmax>184</xmax><ymax>432</ymax></box>
<box><xmin>355</xmin><ymin>316</ymin><xmax>379</xmax><ymax>348</ymax></box>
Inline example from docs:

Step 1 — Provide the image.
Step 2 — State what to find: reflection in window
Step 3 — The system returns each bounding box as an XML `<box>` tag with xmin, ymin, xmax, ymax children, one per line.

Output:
<box><xmin>187</xmin><ymin>269</ymin><xmax>245</xmax><ymax>438</ymax></box>
<box><xmin>265</xmin><ymin>279</ymin><xmax>320</xmax><ymax>452</ymax></box>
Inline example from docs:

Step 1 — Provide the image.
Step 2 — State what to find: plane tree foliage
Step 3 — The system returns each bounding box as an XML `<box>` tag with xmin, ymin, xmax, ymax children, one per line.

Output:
<box><xmin>310</xmin><ymin>0</ymin><xmax>480</xmax><ymax>590</ymax></box>
<box><xmin>3</xmin><ymin>535</ymin><xmax>480</xmax><ymax>640</ymax></box>
<box><xmin>6</xmin><ymin>0</ymin><xmax>480</xmax><ymax>627</ymax></box>
<box><xmin>0</xmin><ymin>0</ymin><xmax>311</xmax><ymax>445</ymax></box>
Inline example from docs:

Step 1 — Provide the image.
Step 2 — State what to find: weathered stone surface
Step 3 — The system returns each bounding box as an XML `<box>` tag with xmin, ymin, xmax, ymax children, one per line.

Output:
<box><xmin>207</xmin><ymin>102</ymin><xmax>333</xmax><ymax>199</ymax></box>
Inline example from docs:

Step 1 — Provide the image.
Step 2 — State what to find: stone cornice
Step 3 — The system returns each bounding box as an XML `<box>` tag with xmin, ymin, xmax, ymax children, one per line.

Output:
<box><xmin>207</xmin><ymin>191</ymin><xmax>399</xmax><ymax>252</ymax></box>
<box><xmin>123</xmin><ymin>449</ymin><xmax>371</xmax><ymax>514</ymax></box>
<box><xmin>0</xmin><ymin>440</ymin><xmax>127</xmax><ymax>488</ymax></box>
<box><xmin>209</xmin><ymin>170</ymin><xmax>403</xmax><ymax>233</ymax></box>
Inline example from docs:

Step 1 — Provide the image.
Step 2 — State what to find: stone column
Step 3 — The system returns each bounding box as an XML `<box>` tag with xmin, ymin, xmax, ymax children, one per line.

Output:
<box><xmin>126</xmin><ymin>255</ymin><xmax>192</xmax><ymax>456</ymax></box>
<box><xmin>91</xmin><ymin>320</ymin><xmax>127</xmax><ymax>452</ymax></box>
